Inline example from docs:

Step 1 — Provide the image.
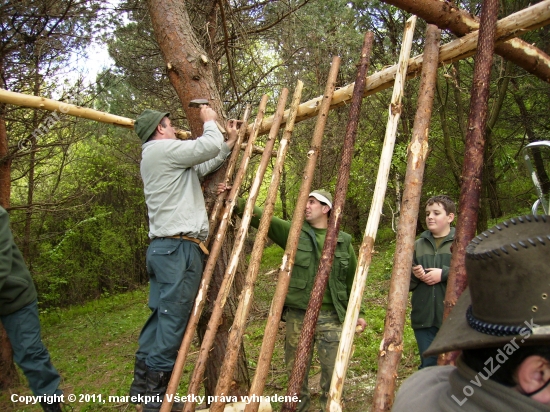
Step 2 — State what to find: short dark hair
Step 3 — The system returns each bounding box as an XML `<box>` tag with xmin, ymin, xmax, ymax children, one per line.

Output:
<box><xmin>319</xmin><ymin>201</ymin><xmax>331</xmax><ymax>218</ymax></box>
<box><xmin>148</xmin><ymin>116</ymin><xmax>170</xmax><ymax>142</ymax></box>
<box><xmin>426</xmin><ymin>195</ymin><xmax>456</xmax><ymax>215</ymax></box>
<box><xmin>462</xmin><ymin>345</ymin><xmax>550</xmax><ymax>387</ymax></box>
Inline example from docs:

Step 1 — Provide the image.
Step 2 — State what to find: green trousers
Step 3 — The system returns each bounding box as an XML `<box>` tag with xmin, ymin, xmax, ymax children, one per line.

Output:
<box><xmin>136</xmin><ymin>238</ymin><xmax>204</xmax><ymax>372</ymax></box>
<box><xmin>284</xmin><ymin>308</ymin><xmax>342</xmax><ymax>412</ymax></box>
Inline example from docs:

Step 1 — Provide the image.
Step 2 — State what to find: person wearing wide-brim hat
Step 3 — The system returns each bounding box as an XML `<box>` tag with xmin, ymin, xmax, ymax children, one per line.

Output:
<box><xmin>393</xmin><ymin>215</ymin><xmax>550</xmax><ymax>412</ymax></box>
<box><xmin>130</xmin><ymin>105</ymin><xmax>239</xmax><ymax>412</ymax></box>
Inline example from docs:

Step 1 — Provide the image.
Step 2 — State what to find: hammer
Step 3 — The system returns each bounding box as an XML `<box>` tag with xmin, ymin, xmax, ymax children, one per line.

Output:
<box><xmin>188</xmin><ymin>98</ymin><xmax>210</xmax><ymax>108</ymax></box>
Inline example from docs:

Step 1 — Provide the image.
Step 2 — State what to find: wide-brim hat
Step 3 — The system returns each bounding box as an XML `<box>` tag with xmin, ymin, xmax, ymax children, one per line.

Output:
<box><xmin>425</xmin><ymin>215</ymin><xmax>550</xmax><ymax>357</ymax></box>
<box><xmin>135</xmin><ymin>109</ymin><xmax>170</xmax><ymax>144</ymax></box>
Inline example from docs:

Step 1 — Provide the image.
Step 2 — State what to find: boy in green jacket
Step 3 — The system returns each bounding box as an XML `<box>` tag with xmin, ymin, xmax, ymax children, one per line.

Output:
<box><xmin>410</xmin><ymin>195</ymin><xmax>455</xmax><ymax>368</ymax></box>
<box><xmin>0</xmin><ymin>206</ymin><xmax>63</xmax><ymax>412</ymax></box>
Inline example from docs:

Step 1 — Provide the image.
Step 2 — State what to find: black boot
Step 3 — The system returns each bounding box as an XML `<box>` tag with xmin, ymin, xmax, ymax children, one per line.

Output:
<box><xmin>40</xmin><ymin>402</ymin><xmax>62</xmax><ymax>412</ymax></box>
<box><xmin>143</xmin><ymin>368</ymin><xmax>171</xmax><ymax>412</ymax></box>
<box><xmin>129</xmin><ymin>358</ymin><xmax>147</xmax><ymax>402</ymax></box>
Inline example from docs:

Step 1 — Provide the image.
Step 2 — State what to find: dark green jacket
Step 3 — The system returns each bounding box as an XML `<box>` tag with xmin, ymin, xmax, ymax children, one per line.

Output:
<box><xmin>237</xmin><ymin>199</ymin><xmax>357</xmax><ymax>323</ymax></box>
<box><xmin>0</xmin><ymin>207</ymin><xmax>37</xmax><ymax>316</ymax></box>
<box><xmin>409</xmin><ymin>227</ymin><xmax>454</xmax><ymax>329</ymax></box>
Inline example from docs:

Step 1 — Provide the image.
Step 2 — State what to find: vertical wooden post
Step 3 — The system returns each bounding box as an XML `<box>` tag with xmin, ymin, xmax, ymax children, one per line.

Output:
<box><xmin>160</xmin><ymin>96</ymin><xmax>269</xmax><ymax>412</ymax></box>
<box><xmin>206</xmin><ymin>106</ymin><xmax>252</xmax><ymax>248</ymax></box>
<box><xmin>305</xmin><ymin>15</ymin><xmax>415</xmax><ymax>411</ymax></box>
<box><xmin>183</xmin><ymin>91</ymin><xmax>289</xmax><ymax>411</ymax></box>
<box><xmin>368</xmin><ymin>24</ymin><xmax>441</xmax><ymax>412</ymax></box>
<box><xmin>440</xmin><ymin>0</ymin><xmax>499</xmax><ymax>365</ymax></box>
<box><xmin>244</xmin><ymin>56</ymin><xmax>341</xmax><ymax>412</ymax></box>
<box><xmin>280</xmin><ymin>32</ymin><xmax>374</xmax><ymax>412</ymax></box>
<box><xmin>209</xmin><ymin>81</ymin><xmax>304</xmax><ymax>412</ymax></box>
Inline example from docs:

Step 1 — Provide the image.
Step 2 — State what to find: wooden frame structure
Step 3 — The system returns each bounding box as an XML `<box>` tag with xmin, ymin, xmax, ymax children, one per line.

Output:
<box><xmin>2</xmin><ymin>2</ymin><xmax>550</xmax><ymax>412</ymax></box>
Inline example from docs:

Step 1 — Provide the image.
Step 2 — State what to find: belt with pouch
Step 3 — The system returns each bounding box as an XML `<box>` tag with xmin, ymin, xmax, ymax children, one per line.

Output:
<box><xmin>161</xmin><ymin>234</ymin><xmax>209</xmax><ymax>255</ymax></box>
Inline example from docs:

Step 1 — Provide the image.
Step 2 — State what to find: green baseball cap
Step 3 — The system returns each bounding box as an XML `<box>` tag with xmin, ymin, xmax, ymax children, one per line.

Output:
<box><xmin>309</xmin><ymin>190</ymin><xmax>333</xmax><ymax>209</ymax></box>
<box><xmin>135</xmin><ymin>109</ymin><xmax>170</xmax><ymax>144</ymax></box>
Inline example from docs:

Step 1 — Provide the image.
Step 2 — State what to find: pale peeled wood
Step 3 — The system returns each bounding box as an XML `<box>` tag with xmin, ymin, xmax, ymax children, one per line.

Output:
<box><xmin>244</xmin><ymin>56</ymin><xmax>341</xmax><ymax>412</ymax></box>
<box><xmin>184</xmin><ymin>90</ymin><xmax>289</xmax><ymax>412</ymax></box>
<box><xmin>370</xmin><ymin>24</ymin><xmax>442</xmax><ymax>412</ymax></box>
<box><xmin>160</xmin><ymin>96</ymin><xmax>269</xmax><ymax>412</ymax></box>
<box><xmin>325</xmin><ymin>15</ymin><xmax>417</xmax><ymax>412</ymax></box>
<box><xmin>250</xmin><ymin>0</ymin><xmax>550</xmax><ymax>138</ymax></box>
<box><xmin>210</xmin><ymin>81</ymin><xmax>304</xmax><ymax>412</ymax></box>
<box><xmin>0</xmin><ymin>88</ymin><xmax>193</xmax><ymax>139</ymax></box>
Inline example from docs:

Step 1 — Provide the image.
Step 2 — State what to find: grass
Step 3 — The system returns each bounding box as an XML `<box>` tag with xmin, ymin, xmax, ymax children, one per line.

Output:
<box><xmin>1</xmin><ymin>237</ymin><xmax>419</xmax><ymax>411</ymax></box>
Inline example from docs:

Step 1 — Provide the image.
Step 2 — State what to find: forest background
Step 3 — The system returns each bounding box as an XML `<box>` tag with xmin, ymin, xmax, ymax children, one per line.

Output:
<box><xmin>0</xmin><ymin>0</ymin><xmax>548</xmax><ymax>410</ymax></box>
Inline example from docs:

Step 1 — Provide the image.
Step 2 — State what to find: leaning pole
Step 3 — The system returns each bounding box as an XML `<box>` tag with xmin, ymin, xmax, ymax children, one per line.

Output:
<box><xmin>369</xmin><ymin>24</ymin><xmax>441</xmax><ymax>412</ymax></box>
<box><xmin>244</xmin><ymin>56</ymin><xmax>341</xmax><ymax>412</ymax></box>
<box><xmin>440</xmin><ymin>0</ymin><xmax>500</xmax><ymax>365</ymax></box>
<box><xmin>280</xmin><ymin>31</ymin><xmax>374</xmax><ymax>412</ymax></box>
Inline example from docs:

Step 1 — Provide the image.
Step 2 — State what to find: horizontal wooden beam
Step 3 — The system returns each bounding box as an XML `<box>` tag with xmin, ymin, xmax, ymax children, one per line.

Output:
<box><xmin>0</xmin><ymin>88</ymin><xmax>195</xmax><ymax>140</ymax></box>
<box><xmin>2</xmin><ymin>1</ymin><xmax>549</xmax><ymax>146</ymax></box>
<box><xmin>252</xmin><ymin>0</ymin><xmax>550</xmax><ymax>136</ymax></box>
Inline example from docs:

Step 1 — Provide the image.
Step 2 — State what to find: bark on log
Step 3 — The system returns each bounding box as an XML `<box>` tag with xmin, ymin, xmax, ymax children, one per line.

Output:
<box><xmin>244</xmin><ymin>57</ymin><xmax>341</xmax><ymax>412</ymax></box>
<box><xmin>282</xmin><ymin>31</ymin><xmax>373</xmax><ymax>412</ymax></box>
<box><xmin>369</xmin><ymin>24</ymin><xmax>441</xmax><ymax>412</ymax></box>
<box><xmin>440</xmin><ymin>0</ymin><xmax>500</xmax><ymax>366</ymax></box>
<box><xmin>184</xmin><ymin>91</ymin><xmax>288</xmax><ymax>412</ymax></box>
<box><xmin>209</xmin><ymin>83</ymin><xmax>304</xmax><ymax>412</ymax></box>
<box><xmin>251</xmin><ymin>0</ymin><xmax>550</xmax><ymax>137</ymax></box>
<box><xmin>382</xmin><ymin>0</ymin><xmax>550</xmax><ymax>83</ymax></box>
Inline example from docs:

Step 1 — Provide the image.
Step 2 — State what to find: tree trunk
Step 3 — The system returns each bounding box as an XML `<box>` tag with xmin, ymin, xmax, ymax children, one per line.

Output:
<box><xmin>0</xmin><ymin>58</ymin><xmax>19</xmax><ymax>388</ymax></box>
<box><xmin>440</xmin><ymin>0</ymin><xmax>499</xmax><ymax>365</ymax></box>
<box><xmin>381</xmin><ymin>0</ymin><xmax>550</xmax><ymax>83</ymax></box>
<box><xmin>146</xmin><ymin>0</ymin><xmax>249</xmax><ymax>396</ymax></box>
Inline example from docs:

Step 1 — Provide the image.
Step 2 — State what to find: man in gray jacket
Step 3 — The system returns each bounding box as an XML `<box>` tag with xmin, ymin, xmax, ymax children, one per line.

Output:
<box><xmin>130</xmin><ymin>106</ymin><xmax>238</xmax><ymax>412</ymax></box>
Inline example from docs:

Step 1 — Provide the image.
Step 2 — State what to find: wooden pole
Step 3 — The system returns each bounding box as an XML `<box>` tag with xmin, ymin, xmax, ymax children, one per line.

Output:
<box><xmin>209</xmin><ymin>81</ymin><xmax>304</xmax><ymax>412</ymax></box>
<box><xmin>324</xmin><ymin>31</ymin><xmax>381</xmax><ymax>412</ymax></box>
<box><xmin>159</xmin><ymin>96</ymin><xmax>269</xmax><ymax>412</ymax></box>
<box><xmin>282</xmin><ymin>32</ymin><xmax>374</xmax><ymax>412</ymax></box>
<box><xmin>249</xmin><ymin>0</ymin><xmax>550</xmax><ymax>137</ymax></box>
<box><xmin>183</xmin><ymin>90</ymin><xmax>289</xmax><ymax>412</ymax></box>
<box><xmin>206</xmin><ymin>106</ymin><xmax>252</xmax><ymax>248</ymax></box>
<box><xmin>0</xmin><ymin>88</ymin><xmax>136</xmax><ymax>128</ymax></box>
<box><xmin>381</xmin><ymin>0</ymin><xmax>550</xmax><ymax>84</ymax></box>
<box><xmin>440</xmin><ymin>0</ymin><xmax>500</xmax><ymax>365</ymax></box>
<box><xmin>301</xmin><ymin>15</ymin><xmax>415</xmax><ymax>412</ymax></box>
<box><xmin>369</xmin><ymin>24</ymin><xmax>441</xmax><ymax>412</ymax></box>
<box><xmin>2</xmin><ymin>1</ymin><xmax>549</xmax><ymax>145</ymax></box>
<box><xmin>244</xmin><ymin>56</ymin><xmax>341</xmax><ymax>412</ymax></box>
